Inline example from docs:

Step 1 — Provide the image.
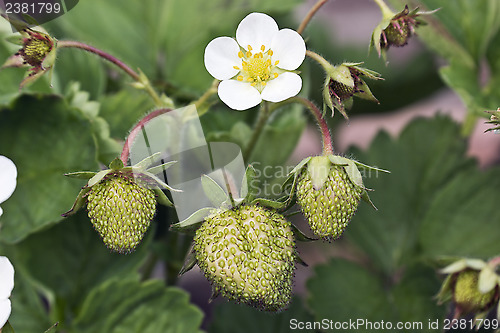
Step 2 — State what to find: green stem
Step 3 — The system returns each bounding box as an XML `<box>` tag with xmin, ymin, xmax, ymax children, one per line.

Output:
<box><xmin>297</xmin><ymin>0</ymin><xmax>329</xmax><ymax>35</ymax></box>
<box><xmin>271</xmin><ymin>97</ymin><xmax>334</xmax><ymax>155</ymax></box>
<box><xmin>306</xmin><ymin>50</ymin><xmax>333</xmax><ymax>71</ymax></box>
<box><xmin>120</xmin><ymin>108</ymin><xmax>173</xmax><ymax>165</ymax></box>
<box><xmin>194</xmin><ymin>79</ymin><xmax>219</xmax><ymax>116</ymax></box>
<box><xmin>243</xmin><ymin>102</ymin><xmax>271</xmax><ymax>161</ymax></box>
<box><xmin>58</xmin><ymin>40</ymin><xmax>163</xmax><ymax>106</ymax></box>
<box><xmin>372</xmin><ymin>0</ymin><xmax>394</xmax><ymax>18</ymax></box>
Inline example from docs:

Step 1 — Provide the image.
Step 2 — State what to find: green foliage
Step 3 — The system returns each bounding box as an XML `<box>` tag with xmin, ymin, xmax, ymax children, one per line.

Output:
<box><xmin>389</xmin><ymin>0</ymin><xmax>500</xmax><ymax>129</ymax></box>
<box><xmin>0</xmin><ymin>94</ymin><xmax>98</xmax><ymax>243</ymax></box>
<box><xmin>210</xmin><ymin>297</ymin><xmax>314</xmax><ymax>333</ymax></box>
<box><xmin>46</xmin><ymin>0</ymin><xmax>301</xmax><ymax>95</ymax></box>
<box><xmin>73</xmin><ymin>279</ymin><xmax>203</xmax><ymax>333</ymax></box>
<box><xmin>347</xmin><ymin>116</ymin><xmax>500</xmax><ymax>274</ymax></box>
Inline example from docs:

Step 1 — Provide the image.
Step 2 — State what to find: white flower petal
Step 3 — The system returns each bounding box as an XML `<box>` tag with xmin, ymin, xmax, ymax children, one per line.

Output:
<box><xmin>261</xmin><ymin>72</ymin><xmax>302</xmax><ymax>103</ymax></box>
<box><xmin>0</xmin><ymin>299</ymin><xmax>11</xmax><ymax>329</ymax></box>
<box><xmin>0</xmin><ymin>156</ymin><xmax>17</xmax><ymax>205</ymax></box>
<box><xmin>236</xmin><ymin>13</ymin><xmax>278</xmax><ymax>52</ymax></box>
<box><xmin>218</xmin><ymin>80</ymin><xmax>262</xmax><ymax>111</ymax></box>
<box><xmin>271</xmin><ymin>29</ymin><xmax>306</xmax><ymax>70</ymax></box>
<box><xmin>0</xmin><ymin>257</ymin><xmax>14</xmax><ymax>300</ymax></box>
<box><xmin>204</xmin><ymin>37</ymin><xmax>241</xmax><ymax>80</ymax></box>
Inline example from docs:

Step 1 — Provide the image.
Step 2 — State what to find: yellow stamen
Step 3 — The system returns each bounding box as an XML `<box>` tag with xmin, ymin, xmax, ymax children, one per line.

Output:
<box><xmin>268</xmin><ymin>50</ymin><xmax>273</xmax><ymax>56</ymax></box>
<box><xmin>275</xmin><ymin>60</ymin><xmax>279</xmax><ymax>65</ymax></box>
<box><xmin>260</xmin><ymin>45</ymin><xmax>265</xmax><ymax>51</ymax></box>
<box><xmin>237</xmin><ymin>76</ymin><xmax>243</xmax><ymax>81</ymax></box>
<box><xmin>262</xmin><ymin>81</ymin><xmax>267</xmax><ymax>86</ymax></box>
<box><xmin>233</xmin><ymin>66</ymin><xmax>240</xmax><ymax>70</ymax></box>
<box><xmin>273</xmin><ymin>73</ymin><xmax>279</xmax><ymax>78</ymax></box>
<box><xmin>238</xmin><ymin>51</ymin><xmax>244</xmax><ymax>58</ymax></box>
<box><xmin>246</xmin><ymin>51</ymin><xmax>252</xmax><ymax>57</ymax></box>
<box><xmin>251</xmin><ymin>82</ymin><xmax>256</xmax><ymax>86</ymax></box>
<box><xmin>247</xmin><ymin>78</ymin><xmax>253</xmax><ymax>82</ymax></box>
<box><xmin>247</xmin><ymin>45</ymin><xmax>252</xmax><ymax>51</ymax></box>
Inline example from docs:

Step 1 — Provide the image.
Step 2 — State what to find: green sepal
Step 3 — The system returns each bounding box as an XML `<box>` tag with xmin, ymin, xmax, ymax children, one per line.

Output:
<box><xmin>241</xmin><ymin>164</ymin><xmax>258</xmax><ymax>202</ymax></box>
<box><xmin>282</xmin><ymin>156</ymin><xmax>312</xmax><ymax>204</ymax></box>
<box><xmin>87</xmin><ymin>169</ymin><xmax>111</xmax><ymax>187</ymax></box>
<box><xmin>440</xmin><ymin>258</ymin><xmax>487</xmax><ymax>274</ymax></box>
<box><xmin>346</xmin><ymin>63</ymin><xmax>382</xmax><ymax>80</ymax></box>
<box><xmin>352</xmin><ymin>160</ymin><xmax>390</xmax><ymax>174</ymax></box>
<box><xmin>142</xmin><ymin>171</ymin><xmax>180</xmax><ymax>192</ymax></box>
<box><xmin>1</xmin><ymin>320</ymin><xmax>15</xmax><ymax>333</ymax></box>
<box><xmin>291</xmin><ymin>224</ymin><xmax>318</xmax><ymax>242</ymax></box>
<box><xmin>328</xmin><ymin>155</ymin><xmax>363</xmax><ymax>188</ymax></box>
<box><xmin>329</xmin><ymin>65</ymin><xmax>355</xmax><ymax>88</ymax></box>
<box><xmin>361</xmin><ymin>190</ymin><xmax>377</xmax><ymax>210</ymax></box>
<box><xmin>289</xmin><ymin>156</ymin><xmax>312</xmax><ymax>175</ymax></box>
<box><xmin>497</xmin><ymin>299</ymin><xmax>500</xmax><ymax>321</ymax></box>
<box><xmin>21</xmin><ymin>13</ymin><xmax>40</xmax><ymax>26</ymax></box>
<box><xmin>61</xmin><ymin>187</ymin><xmax>91</xmax><ymax>217</ymax></box>
<box><xmin>133</xmin><ymin>152</ymin><xmax>161</xmax><ymax>171</ymax></box>
<box><xmin>478</xmin><ymin>265</ymin><xmax>498</xmax><ymax>294</ymax></box>
<box><xmin>109</xmin><ymin>157</ymin><xmax>124</xmax><ymax>170</ymax></box>
<box><xmin>43</xmin><ymin>323</ymin><xmax>59</xmax><ymax>333</ymax></box>
<box><xmin>145</xmin><ymin>160</ymin><xmax>177</xmax><ymax>175</ymax></box>
<box><xmin>64</xmin><ymin>171</ymin><xmax>97</xmax><ymax>180</ymax></box>
<box><xmin>353</xmin><ymin>79</ymin><xmax>380</xmax><ymax>104</ymax></box>
<box><xmin>250</xmin><ymin>197</ymin><xmax>286</xmax><ymax>210</ymax></box>
<box><xmin>201</xmin><ymin>174</ymin><xmax>230</xmax><ymax>209</ymax></box>
<box><xmin>307</xmin><ymin>156</ymin><xmax>331</xmax><ymax>190</ymax></box>
<box><xmin>5</xmin><ymin>34</ymin><xmax>24</xmax><ymax>45</ymax></box>
<box><xmin>435</xmin><ymin>274</ymin><xmax>454</xmax><ymax>304</ymax></box>
<box><xmin>170</xmin><ymin>207</ymin><xmax>214</xmax><ymax>232</ymax></box>
<box><xmin>295</xmin><ymin>253</ymin><xmax>308</xmax><ymax>267</ymax></box>
<box><xmin>178</xmin><ymin>243</ymin><xmax>197</xmax><ymax>276</ymax></box>
<box><xmin>208</xmin><ymin>287</ymin><xmax>220</xmax><ymax>303</ymax></box>
<box><xmin>474</xmin><ymin>311</ymin><xmax>489</xmax><ymax>329</ymax></box>
<box><xmin>1</xmin><ymin>13</ymin><xmax>30</xmax><ymax>32</ymax></box>
<box><xmin>153</xmin><ymin>188</ymin><xmax>173</xmax><ymax>207</ymax></box>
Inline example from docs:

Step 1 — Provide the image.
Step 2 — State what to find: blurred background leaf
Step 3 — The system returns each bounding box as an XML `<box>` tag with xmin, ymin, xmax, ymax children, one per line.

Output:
<box><xmin>0</xmin><ymin>94</ymin><xmax>98</xmax><ymax>243</ymax></box>
<box><xmin>73</xmin><ymin>279</ymin><xmax>203</xmax><ymax>333</ymax></box>
<box><xmin>209</xmin><ymin>297</ymin><xmax>314</xmax><ymax>333</ymax></box>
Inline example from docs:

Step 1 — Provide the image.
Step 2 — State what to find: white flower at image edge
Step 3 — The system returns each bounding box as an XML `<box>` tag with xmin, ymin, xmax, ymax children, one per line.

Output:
<box><xmin>0</xmin><ymin>155</ymin><xmax>17</xmax><ymax>218</ymax></box>
<box><xmin>204</xmin><ymin>12</ymin><xmax>306</xmax><ymax>110</ymax></box>
<box><xmin>0</xmin><ymin>256</ymin><xmax>14</xmax><ymax>329</ymax></box>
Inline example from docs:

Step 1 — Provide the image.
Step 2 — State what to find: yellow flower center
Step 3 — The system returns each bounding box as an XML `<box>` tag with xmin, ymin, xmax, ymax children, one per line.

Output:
<box><xmin>234</xmin><ymin>44</ymin><xmax>280</xmax><ymax>92</ymax></box>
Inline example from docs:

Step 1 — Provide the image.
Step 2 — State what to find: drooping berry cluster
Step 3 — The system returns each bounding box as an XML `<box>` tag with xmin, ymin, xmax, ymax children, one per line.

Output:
<box><xmin>296</xmin><ymin>165</ymin><xmax>362</xmax><ymax>241</ymax></box>
<box><xmin>193</xmin><ymin>205</ymin><xmax>295</xmax><ymax>311</ymax></box>
<box><xmin>86</xmin><ymin>173</ymin><xmax>156</xmax><ymax>253</ymax></box>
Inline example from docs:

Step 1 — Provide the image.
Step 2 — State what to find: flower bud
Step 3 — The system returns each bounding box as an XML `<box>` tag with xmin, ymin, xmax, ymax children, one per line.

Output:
<box><xmin>438</xmin><ymin>258</ymin><xmax>500</xmax><ymax>320</ymax></box>
<box><xmin>1</xmin><ymin>15</ymin><xmax>57</xmax><ymax>88</ymax></box>
<box><xmin>453</xmin><ymin>270</ymin><xmax>498</xmax><ymax>314</ymax></box>
<box><xmin>371</xmin><ymin>5</ymin><xmax>438</xmax><ymax>58</ymax></box>
<box><xmin>323</xmin><ymin>63</ymin><xmax>381</xmax><ymax>119</ymax></box>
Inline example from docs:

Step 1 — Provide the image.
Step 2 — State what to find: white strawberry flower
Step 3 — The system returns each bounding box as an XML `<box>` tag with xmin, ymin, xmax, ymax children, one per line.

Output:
<box><xmin>0</xmin><ymin>156</ymin><xmax>17</xmax><ymax>218</ymax></box>
<box><xmin>204</xmin><ymin>12</ymin><xmax>306</xmax><ymax>110</ymax></box>
<box><xmin>0</xmin><ymin>256</ymin><xmax>14</xmax><ymax>329</ymax></box>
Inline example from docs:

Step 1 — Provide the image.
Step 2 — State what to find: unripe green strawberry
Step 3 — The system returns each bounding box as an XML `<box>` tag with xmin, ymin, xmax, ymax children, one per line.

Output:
<box><xmin>382</xmin><ymin>20</ymin><xmax>411</xmax><ymax>47</ymax></box>
<box><xmin>453</xmin><ymin>270</ymin><xmax>498</xmax><ymax>314</ymax></box>
<box><xmin>328</xmin><ymin>78</ymin><xmax>355</xmax><ymax>102</ymax></box>
<box><xmin>86</xmin><ymin>172</ymin><xmax>156</xmax><ymax>253</ymax></box>
<box><xmin>193</xmin><ymin>205</ymin><xmax>295</xmax><ymax>311</ymax></box>
<box><xmin>296</xmin><ymin>157</ymin><xmax>363</xmax><ymax>241</ymax></box>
